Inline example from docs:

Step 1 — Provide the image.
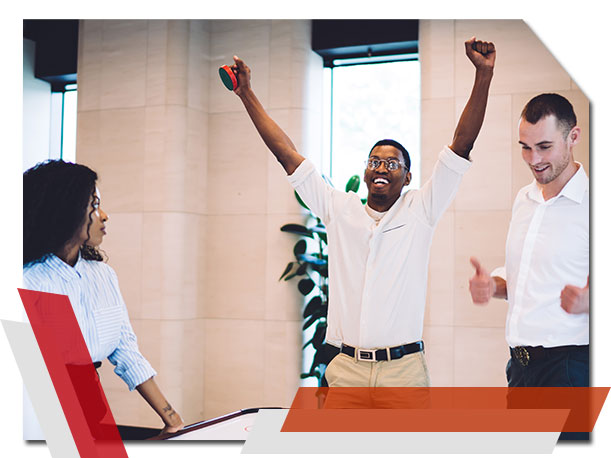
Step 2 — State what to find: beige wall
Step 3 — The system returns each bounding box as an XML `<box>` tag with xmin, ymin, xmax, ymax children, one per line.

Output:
<box><xmin>420</xmin><ymin>20</ymin><xmax>589</xmax><ymax>386</ymax></box>
<box><xmin>75</xmin><ymin>19</ymin><xmax>589</xmax><ymax>427</ymax></box>
<box><xmin>76</xmin><ymin>19</ymin><xmax>321</xmax><ymax>427</ymax></box>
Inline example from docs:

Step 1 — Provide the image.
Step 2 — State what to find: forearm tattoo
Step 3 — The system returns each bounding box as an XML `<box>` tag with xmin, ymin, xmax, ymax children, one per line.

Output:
<box><xmin>162</xmin><ymin>402</ymin><xmax>176</xmax><ymax>418</ymax></box>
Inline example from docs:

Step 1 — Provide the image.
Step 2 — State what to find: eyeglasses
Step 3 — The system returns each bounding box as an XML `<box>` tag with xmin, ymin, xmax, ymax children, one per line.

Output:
<box><xmin>365</xmin><ymin>157</ymin><xmax>406</xmax><ymax>172</ymax></box>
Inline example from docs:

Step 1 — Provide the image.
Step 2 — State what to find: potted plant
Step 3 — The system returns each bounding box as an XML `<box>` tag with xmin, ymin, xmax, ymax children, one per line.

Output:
<box><xmin>279</xmin><ymin>174</ymin><xmax>362</xmax><ymax>385</ymax></box>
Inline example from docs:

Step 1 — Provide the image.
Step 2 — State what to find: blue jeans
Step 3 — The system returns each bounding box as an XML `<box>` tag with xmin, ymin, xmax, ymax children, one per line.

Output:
<box><xmin>506</xmin><ymin>346</ymin><xmax>589</xmax><ymax>441</ymax></box>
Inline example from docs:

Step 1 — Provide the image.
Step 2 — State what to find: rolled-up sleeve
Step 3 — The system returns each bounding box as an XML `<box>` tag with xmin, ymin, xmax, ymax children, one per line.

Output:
<box><xmin>107</xmin><ymin>308</ymin><xmax>157</xmax><ymax>391</ymax></box>
<box><xmin>106</xmin><ymin>269</ymin><xmax>156</xmax><ymax>391</ymax></box>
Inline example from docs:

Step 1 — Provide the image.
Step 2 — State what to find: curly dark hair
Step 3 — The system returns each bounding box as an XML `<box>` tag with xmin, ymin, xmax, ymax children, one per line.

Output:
<box><xmin>23</xmin><ymin>160</ymin><xmax>105</xmax><ymax>265</ymax></box>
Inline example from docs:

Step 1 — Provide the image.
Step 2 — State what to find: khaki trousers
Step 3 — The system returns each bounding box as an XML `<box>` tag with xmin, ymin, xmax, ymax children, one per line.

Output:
<box><xmin>325</xmin><ymin>351</ymin><xmax>431</xmax><ymax>387</ymax></box>
<box><xmin>323</xmin><ymin>351</ymin><xmax>432</xmax><ymax>409</ymax></box>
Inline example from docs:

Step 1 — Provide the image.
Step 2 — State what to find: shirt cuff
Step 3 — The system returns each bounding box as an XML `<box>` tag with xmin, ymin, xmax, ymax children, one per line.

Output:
<box><xmin>287</xmin><ymin>158</ymin><xmax>316</xmax><ymax>188</ymax></box>
<box><xmin>115</xmin><ymin>361</ymin><xmax>157</xmax><ymax>391</ymax></box>
<box><xmin>490</xmin><ymin>266</ymin><xmax>507</xmax><ymax>281</ymax></box>
<box><xmin>439</xmin><ymin>145</ymin><xmax>472</xmax><ymax>175</ymax></box>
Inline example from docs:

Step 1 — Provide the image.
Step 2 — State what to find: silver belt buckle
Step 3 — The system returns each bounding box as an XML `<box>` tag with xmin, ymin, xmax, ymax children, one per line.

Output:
<box><xmin>357</xmin><ymin>348</ymin><xmax>376</xmax><ymax>362</ymax></box>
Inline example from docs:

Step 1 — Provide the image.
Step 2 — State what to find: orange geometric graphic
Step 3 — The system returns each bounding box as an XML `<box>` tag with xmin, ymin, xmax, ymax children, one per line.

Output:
<box><xmin>282</xmin><ymin>387</ymin><xmax>608</xmax><ymax>433</ymax></box>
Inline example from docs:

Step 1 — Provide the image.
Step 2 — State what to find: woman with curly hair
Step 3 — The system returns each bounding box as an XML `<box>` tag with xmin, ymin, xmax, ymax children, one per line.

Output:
<box><xmin>23</xmin><ymin>160</ymin><xmax>184</xmax><ymax>436</ymax></box>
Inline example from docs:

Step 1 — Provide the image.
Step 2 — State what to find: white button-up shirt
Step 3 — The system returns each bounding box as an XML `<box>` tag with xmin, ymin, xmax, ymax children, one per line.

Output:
<box><xmin>23</xmin><ymin>254</ymin><xmax>157</xmax><ymax>390</ymax></box>
<box><xmin>493</xmin><ymin>164</ymin><xmax>589</xmax><ymax>348</ymax></box>
<box><xmin>288</xmin><ymin>146</ymin><xmax>470</xmax><ymax>349</ymax></box>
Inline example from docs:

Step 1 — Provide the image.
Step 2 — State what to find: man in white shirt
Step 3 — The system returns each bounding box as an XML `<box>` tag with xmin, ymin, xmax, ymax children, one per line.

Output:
<box><xmin>230</xmin><ymin>37</ymin><xmax>496</xmax><ymax>387</ymax></box>
<box><xmin>469</xmin><ymin>94</ymin><xmax>589</xmax><ymax>393</ymax></box>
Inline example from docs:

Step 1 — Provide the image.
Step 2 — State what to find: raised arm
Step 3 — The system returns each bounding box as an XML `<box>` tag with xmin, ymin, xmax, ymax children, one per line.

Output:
<box><xmin>449</xmin><ymin>38</ymin><xmax>496</xmax><ymax>159</ymax></box>
<box><xmin>231</xmin><ymin>56</ymin><xmax>305</xmax><ymax>175</ymax></box>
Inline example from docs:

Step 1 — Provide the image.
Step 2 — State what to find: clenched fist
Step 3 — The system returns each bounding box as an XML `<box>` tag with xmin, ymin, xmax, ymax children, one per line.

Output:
<box><xmin>230</xmin><ymin>55</ymin><xmax>252</xmax><ymax>97</ymax></box>
<box><xmin>465</xmin><ymin>37</ymin><xmax>496</xmax><ymax>71</ymax></box>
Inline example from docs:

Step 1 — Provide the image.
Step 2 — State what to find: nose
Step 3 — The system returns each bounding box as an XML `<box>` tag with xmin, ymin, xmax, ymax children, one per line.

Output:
<box><xmin>523</xmin><ymin>149</ymin><xmax>540</xmax><ymax>166</ymax></box>
<box><xmin>375</xmin><ymin>161</ymin><xmax>390</xmax><ymax>172</ymax></box>
<box><xmin>99</xmin><ymin>207</ymin><xmax>109</xmax><ymax>222</ymax></box>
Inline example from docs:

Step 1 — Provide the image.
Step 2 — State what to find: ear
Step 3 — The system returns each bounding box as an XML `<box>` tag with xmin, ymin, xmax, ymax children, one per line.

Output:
<box><xmin>568</xmin><ymin>126</ymin><xmax>581</xmax><ymax>148</ymax></box>
<box><xmin>404</xmin><ymin>171</ymin><xmax>412</xmax><ymax>186</ymax></box>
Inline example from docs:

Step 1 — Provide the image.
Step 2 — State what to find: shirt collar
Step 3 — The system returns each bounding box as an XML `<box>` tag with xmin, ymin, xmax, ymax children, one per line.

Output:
<box><xmin>47</xmin><ymin>253</ymin><xmax>83</xmax><ymax>281</ymax></box>
<box><xmin>526</xmin><ymin>162</ymin><xmax>588</xmax><ymax>204</ymax></box>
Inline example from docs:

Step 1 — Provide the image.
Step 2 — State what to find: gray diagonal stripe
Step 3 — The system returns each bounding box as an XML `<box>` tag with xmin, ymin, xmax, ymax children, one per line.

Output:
<box><xmin>2</xmin><ymin>320</ymin><xmax>79</xmax><ymax>458</ymax></box>
<box><xmin>241</xmin><ymin>409</ymin><xmax>561</xmax><ymax>454</ymax></box>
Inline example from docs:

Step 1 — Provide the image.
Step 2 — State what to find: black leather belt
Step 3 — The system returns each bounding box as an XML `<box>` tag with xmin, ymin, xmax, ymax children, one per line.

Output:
<box><xmin>511</xmin><ymin>345</ymin><xmax>589</xmax><ymax>367</ymax></box>
<box><xmin>340</xmin><ymin>341</ymin><xmax>424</xmax><ymax>362</ymax></box>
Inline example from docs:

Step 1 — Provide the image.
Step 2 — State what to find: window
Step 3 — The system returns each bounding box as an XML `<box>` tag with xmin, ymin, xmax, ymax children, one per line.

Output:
<box><xmin>322</xmin><ymin>56</ymin><xmax>421</xmax><ymax>197</ymax></box>
<box><xmin>49</xmin><ymin>84</ymin><xmax>78</xmax><ymax>163</ymax></box>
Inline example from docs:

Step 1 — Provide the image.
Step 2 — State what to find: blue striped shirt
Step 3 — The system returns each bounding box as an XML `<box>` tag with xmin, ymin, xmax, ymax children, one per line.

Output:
<box><xmin>23</xmin><ymin>254</ymin><xmax>156</xmax><ymax>391</ymax></box>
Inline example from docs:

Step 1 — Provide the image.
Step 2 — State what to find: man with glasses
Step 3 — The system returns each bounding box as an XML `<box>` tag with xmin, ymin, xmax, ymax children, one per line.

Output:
<box><xmin>229</xmin><ymin>37</ymin><xmax>496</xmax><ymax>387</ymax></box>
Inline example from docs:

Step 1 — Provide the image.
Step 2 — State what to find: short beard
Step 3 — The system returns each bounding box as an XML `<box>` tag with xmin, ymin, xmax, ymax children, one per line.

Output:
<box><xmin>534</xmin><ymin>153</ymin><xmax>570</xmax><ymax>185</ymax></box>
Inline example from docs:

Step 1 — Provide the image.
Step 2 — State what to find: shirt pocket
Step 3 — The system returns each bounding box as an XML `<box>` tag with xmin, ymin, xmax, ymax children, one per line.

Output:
<box><xmin>381</xmin><ymin>223</ymin><xmax>407</xmax><ymax>234</ymax></box>
<box><xmin>380</xmin><ymin>218</ymin><xmax>417</xmax><ymax>241</ymax></box>
<box><xmin>92</xmin><ymin>304</ymin><xmax>124</xmax><ymax>358</ymax></box>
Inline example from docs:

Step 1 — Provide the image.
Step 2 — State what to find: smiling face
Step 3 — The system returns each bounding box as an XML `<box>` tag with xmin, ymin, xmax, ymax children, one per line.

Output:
<box><xmin>518</xmin><ymin>115</ymin><xmax>580</xmax><ymax>197</ymax></box>
<box><xmin>76</xmin><ymin>188</ymin><xmax>108</xmax><ymax>248</ymax></box>
<box><xmin>364</xmin><ymin>145</ymin><xmax>411</xmax><ymax>211</ymax></box>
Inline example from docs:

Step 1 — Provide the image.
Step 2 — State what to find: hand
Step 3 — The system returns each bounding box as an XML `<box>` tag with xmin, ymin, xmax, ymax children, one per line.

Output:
<box><xmin>469</xmin><ymin>257</ymin><xmax>495</xmax><ymax>304</ymax></box>
<box><xmin>135</xmin><ymin>378</ymin><xmax>185</xmax><ymax>437</ymax></box>
<box><xmin>465</xmin><ymin>37</ymin><xmax>496</xmax><ymax>71</ymax></box>
<box><xmin>560</xmin><ymin>277</ymin><xmax>589</xmax><ymax>314</ymax></box>
<box><xmin>230</xmin><ymin>55</ymin><xmax>251</xmax><ymax>96</ymax></box>
<box><xmin>159</xmin><ymin>414</ymin><xmax>184</xmax><ymax>436</ymax></box>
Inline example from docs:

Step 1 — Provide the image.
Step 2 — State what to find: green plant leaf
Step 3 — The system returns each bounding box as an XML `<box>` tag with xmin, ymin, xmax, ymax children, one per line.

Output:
<box><xmin>361</xmin><ymin>197</ymin><xmax>367</xmax><ymax>205</ymax></box>
<box><xmin>311</xmin><ymin>264</ymin><xmax>328</xmax><ymax>277</ymax></box>
<box><xmin>280</xmin><ymin>224</ymin><xmax>314</xmax><ymax>238</ymax></box>
<box><xmin>297</xmin><ymin>253</ymin><xmax>327</xmax><ymax>266</ymax></box>
<box><xmin>345</xmin><ymin>174</ymin><xmax>360</xmax><ymax>193</ymax></box>
<box><xmin>296</xmin><ymin>262</ymin><xmax>308</xmax><ymax>275</ymax></box>
<box><xmin>283</xmin><ymin>262</ymin><xmax>309</xmax><ymax>281</ymax></box>
<box><xmin>311</xmin><ymin>323</ymin><xmax>326</xmax><ymax>350</ymax></box>
<box><xmin>293</xmin><ymin>239</ymin><xmax>307</xmax><ymax>257</ymax></box>
<box><xmin>308</xmin><ymin>350</ymin><xmax>328</xmax><ymax>377</ymax></box>
<box><xmin>294</xmin><ymin>191</ymin><xmax>309</xmax><ymax>210</ymax></box>
<box><xmin>278</xmin><ymin>262</ymin><xmax>294</xmax><ymax>281</ymax></box>
<box><xmin>303</xmin><ymin>296</ymin><xmax>323</xmax><ymax>319</ymax></box>
<box><xmin>302</xmin><ymin>310</ymin><xmax>323</xmax><ymax>330</ymax></box>
<box><xmin>298</xmin><ymin>278</ymin><xmax>315</xmax><ymax>295</ymax></box>
<box><xmin>302</xmin><ymin>323</ymin><xmax>325</xmax><ymax>350</ymax></box>
<box><xmin>309</xmin><ymin>225</ymin><xmax>328</xmax><ymax>245</ymax></box>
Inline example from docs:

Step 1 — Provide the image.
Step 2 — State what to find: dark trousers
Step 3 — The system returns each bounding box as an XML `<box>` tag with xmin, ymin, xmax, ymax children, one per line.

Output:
<box><xmin>506</xmin><ymin>345</ymin><xmax>589</xmax><ymax>441</ymax></box>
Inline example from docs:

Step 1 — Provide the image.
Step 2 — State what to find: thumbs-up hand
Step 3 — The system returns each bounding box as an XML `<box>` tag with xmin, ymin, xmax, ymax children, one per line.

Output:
<box><xmin>469</xmin><ymin>257</ymin><xmax>495</xmax><ymax>305</ymax></box>
<box><xmin>560</xmin><ymin>276</ymin><xmax>589</xmax><ymax>314</ymax></box>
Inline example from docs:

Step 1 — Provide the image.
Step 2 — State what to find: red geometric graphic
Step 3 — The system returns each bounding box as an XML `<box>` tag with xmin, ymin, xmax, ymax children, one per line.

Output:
<box><xmin>18</xmin><ymin>288</ymin><xmax>128</xmax><ymax>457</ymax></box>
